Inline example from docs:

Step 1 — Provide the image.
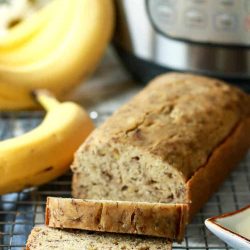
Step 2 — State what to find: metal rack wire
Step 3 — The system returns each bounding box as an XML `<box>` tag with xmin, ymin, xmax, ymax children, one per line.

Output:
<box><xmin>0</xmin><ymin>110</ymin><xmax>249</xmax><ymax>250</ymax></box>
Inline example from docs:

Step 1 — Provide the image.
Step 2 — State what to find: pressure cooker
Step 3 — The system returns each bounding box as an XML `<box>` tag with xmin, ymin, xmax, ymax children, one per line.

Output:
<box><xmin>114</xmin><ymin>0</ymin><xmax>250</xmax><ymax>90</ymax></box>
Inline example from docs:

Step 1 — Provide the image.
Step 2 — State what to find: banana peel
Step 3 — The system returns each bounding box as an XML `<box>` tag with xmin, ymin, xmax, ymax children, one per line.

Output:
<box><xmin>0</xmin><ymin>0</ymin><xmax>114</xmax><ymax>110</ymax></box>
<box><xmin>0</xmin><ymin>90</ymin><xmax>94</xmax><ymax>194</ymax></box>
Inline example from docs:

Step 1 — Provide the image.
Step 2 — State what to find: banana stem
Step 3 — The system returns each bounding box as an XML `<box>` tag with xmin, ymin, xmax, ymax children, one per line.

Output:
<box><xmin>32</xmin><ymin>89</ymin><xmax>60</xmax><ymax>111</ymax></box>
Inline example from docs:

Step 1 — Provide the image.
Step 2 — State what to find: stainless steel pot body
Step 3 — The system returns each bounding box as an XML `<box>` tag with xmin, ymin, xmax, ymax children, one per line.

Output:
<box><xmin>114</xmin><ymin>0</ymin><xmax>250</xmax><ymax>81</ymax></box>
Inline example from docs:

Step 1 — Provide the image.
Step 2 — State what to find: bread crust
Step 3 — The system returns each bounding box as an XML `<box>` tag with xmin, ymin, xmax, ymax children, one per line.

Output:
<box><xmin>187</xmin><ymin>118</ymin><xmax>250</xmax><ymax>220</ymax></box>
<box><xmin>46</xmin><ymin>197</ymin><xmax>187</xmax><ymax>241</ymax></box>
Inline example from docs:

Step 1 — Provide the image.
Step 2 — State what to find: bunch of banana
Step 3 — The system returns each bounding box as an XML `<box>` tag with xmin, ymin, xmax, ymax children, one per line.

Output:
<box><xmin>0</xmin><ymin>0</ymin><xmax>114</xmax><ymax>110</ymax></box>
<box><xmin>0</xmin><ymin>90</ymin><xmax>94</xmax><ymax>195</ymax></box>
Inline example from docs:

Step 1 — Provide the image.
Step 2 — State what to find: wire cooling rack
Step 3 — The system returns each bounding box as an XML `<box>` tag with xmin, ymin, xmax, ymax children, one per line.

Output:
<box><xmin>0</xmin><ymin>109</ymin><xmax>249</xmax><ymax>250</ymax></box>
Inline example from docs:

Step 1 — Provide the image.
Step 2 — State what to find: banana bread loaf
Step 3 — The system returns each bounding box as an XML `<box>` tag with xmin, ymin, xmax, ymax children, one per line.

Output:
<box><xmin>71</xmin><ymin>73</ymin><xmax>250</xmax><ymax>235</ymax></box>
<box><xmin>26</xmin><ymin>226</ymin><xmax>172</xmax><ymax>250</ymax></box>
<box><xmin>46</xmin><ymin>197</ymin><xmax>187</xmax><ymax>240</ymax></box>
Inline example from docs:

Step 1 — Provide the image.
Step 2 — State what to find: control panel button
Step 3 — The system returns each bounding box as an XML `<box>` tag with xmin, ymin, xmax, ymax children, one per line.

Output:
<box><xmin>220</xmin><ymin>0</ymin><xmax>235</xmax><ymax>7</ymax></box>
<box><xmin>189</xmin><ymin>0</ymin><xmax>206</xmax><ymax>3</ymax></box>
<box><xmin>154</xmin><ymin>0</ymin><xmax>175</xmax><ymax>7</ymax></box>
<box><xmin>148</xmin><ymin>0</ymin><xmax>176</xmax><ymax>26</ymax></box>
<box><xmin>215</xmin><ymin>14</ymin><xmax>237</xmax><ymax>31</ymax></box>
<box><xmin>156</xmin><ymin>5</ymin><xmax>174</xmax><ymax>23</ymax></box>
<box><xmin>185</xmin><ymin>9</ymin><xmax>206</xmax><ymax>27</ymax></box>
<box><xmin>165</xmin><ymin>0</ymin><xmax>176</xmax><ymax>6</ymax></box>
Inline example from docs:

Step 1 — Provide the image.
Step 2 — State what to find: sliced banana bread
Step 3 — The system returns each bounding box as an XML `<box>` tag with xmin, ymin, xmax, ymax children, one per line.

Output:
<box><xmin>70</xmin><ymin>73</ymin><xmax>250</xmax><ymax>238</ymax></box>
<box><xmin>26</xmin><ymin>226</ymin><xmax>172</xmax><ymax>250</ymax></box>
<box><xmin>46</xmin><ymin>197</ymin><xmax>187</xmax><ymax>240</ymax></box>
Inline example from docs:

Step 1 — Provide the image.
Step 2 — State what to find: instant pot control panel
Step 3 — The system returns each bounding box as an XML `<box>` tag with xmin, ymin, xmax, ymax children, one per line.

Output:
<box><xmin>147</xmin><ymin>0</ymin><xmax>250</xmax><ymax>46</ymax></box>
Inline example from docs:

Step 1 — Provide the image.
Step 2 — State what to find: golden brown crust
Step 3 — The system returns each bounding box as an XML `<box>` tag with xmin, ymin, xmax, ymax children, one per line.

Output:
<box><xmin>45</xmin><ymin>197</ymin><xmax>50</xmax><ymax>225</ymax></box>
<box><xmin>75</xmin><ymin>73</ymin><xmax>250</xmax><ymax>180</ymax></box>
<box><xmin>187</xmin><ymin>117</ymin><xmax>250</xmax><ymax>220</ymax></box>
<box><xmin>46</xmin><ymin>197</ymin><xmax>187</xmax><ymax>241</ymax></box>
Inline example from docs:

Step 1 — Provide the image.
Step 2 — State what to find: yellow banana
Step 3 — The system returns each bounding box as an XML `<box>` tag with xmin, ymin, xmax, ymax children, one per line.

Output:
<box><xmin>0</xmin><ymin>0</ymin><xmax>114</xmax><ymax>110</ymax></box>
<box><xmin>0</xmin><ymin>0</ymin><xmax>76</xmax><ymax>65</ymax></box>
<box><xmin>0</xmin><ymin>0</ymin><xmax>57</xmax><ymax>51</ymax></box>
<box><xmin>0</xmin><ymin>90</ymin><xmax>94</xmax><ymax>195</ymax></box>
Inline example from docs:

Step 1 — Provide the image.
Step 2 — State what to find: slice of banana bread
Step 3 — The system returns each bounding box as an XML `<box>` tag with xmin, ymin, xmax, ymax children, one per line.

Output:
<box><xmin>46</xmin><ymin>197</ymin><xmax>187</xmax><ymax>240</ymax></box>
<box><xmin>26</xmin><ymin>226</ymin><xmax>172</xmax><ymax>250</ymax></box>
<box><xmin>71</xmin><ymin>73</ymin><xmax>250</xmax><ymax>219</ymax></box>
